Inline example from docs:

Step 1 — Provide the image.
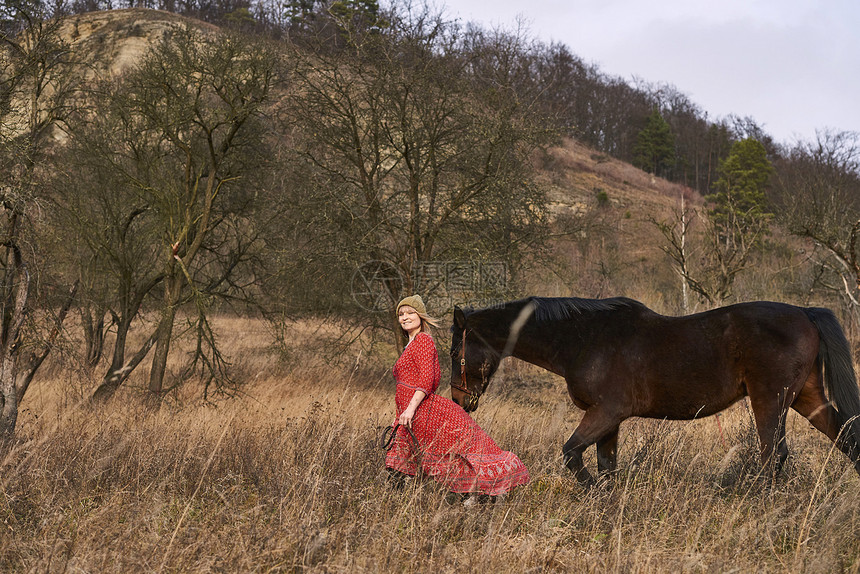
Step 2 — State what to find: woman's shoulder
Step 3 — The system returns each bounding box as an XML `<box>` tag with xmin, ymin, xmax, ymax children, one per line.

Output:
<box><xmin>409</xmin><ymin>331</ymin><xmax>437</xmax><ymax>350</ymax></box>
<box><xmin>415</xmin><ymin>331</ymin><xmax>435</xmax><ymax>344</ymax></box>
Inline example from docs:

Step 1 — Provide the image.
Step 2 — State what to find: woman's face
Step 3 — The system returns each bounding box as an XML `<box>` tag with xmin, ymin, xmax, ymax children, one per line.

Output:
<box><xmin>398</xmin><ymin>306</ymin><xmax>422</xmax><ymax>335</ymax></box>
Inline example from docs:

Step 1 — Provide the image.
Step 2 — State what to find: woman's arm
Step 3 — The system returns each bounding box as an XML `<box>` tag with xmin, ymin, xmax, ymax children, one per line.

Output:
<box><xmin>399</xmin><ymin>390</ymin><xmax>426</xmax><ymax>428</ymax></box>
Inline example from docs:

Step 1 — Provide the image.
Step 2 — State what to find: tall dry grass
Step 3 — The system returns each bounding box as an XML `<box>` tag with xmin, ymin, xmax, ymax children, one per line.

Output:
<box><xmin>1</xmin><ymin>316</ymin><xmax>859</xmax><ymax>572</ymax></box>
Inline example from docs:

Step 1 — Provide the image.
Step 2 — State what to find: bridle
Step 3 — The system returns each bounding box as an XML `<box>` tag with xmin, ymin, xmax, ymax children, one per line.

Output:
<box><xmin>450</xmin><ymin>304</ymin><xmax>533</xmax><ymax>410</ymax></box>
<box><xmin>449</xmin><ymin>328</ymin><xmax>496</xmax><ymax>410</ymax></box>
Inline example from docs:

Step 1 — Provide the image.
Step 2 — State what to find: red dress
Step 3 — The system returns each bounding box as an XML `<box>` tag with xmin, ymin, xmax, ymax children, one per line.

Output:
<box><xmin>385</xmin><ymin>332</ymin><xmax>530</xmax><ymax>495</ymax></box>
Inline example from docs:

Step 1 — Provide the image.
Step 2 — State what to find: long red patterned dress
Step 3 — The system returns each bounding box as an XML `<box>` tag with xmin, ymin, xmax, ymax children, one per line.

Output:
<box><xmin>385</xmin><ymin>332</ymin><xmax>530</xmax><ymax>495</ymax></box>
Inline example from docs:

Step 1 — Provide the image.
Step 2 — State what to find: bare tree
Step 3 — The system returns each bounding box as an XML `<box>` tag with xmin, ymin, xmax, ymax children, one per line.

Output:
<box><xmin>58</xmin><ymin>25</ymin><xmax>281</xmax><ymax>402</ymax></box>
<box><xmin>653</xmin><ymin>192</ymin><xmax>695</xmax><ymax>313</ymax></box>
<box><xmin>282</xmin><ymin>6</ymin><xmax>551</xmax><ymax>333</ymax></box>
<box><xmin>774</xmin><ymin>130</ymin><xmax>860</xmax><ymax>305</ymax></box>
<box><xmin>0</xmin><ymin>0</ymin><xmax>79</xmax><ymax>434</ymax></box>
<box><xmin>51</xmin><ymin>116</ymin><xmax>166</xmax><ymax>400</ymax></box>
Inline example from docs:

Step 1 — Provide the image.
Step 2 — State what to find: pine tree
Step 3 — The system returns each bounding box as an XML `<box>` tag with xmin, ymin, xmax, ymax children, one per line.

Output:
<box><xmin>707</xmin><ymin>137</ymin><xmax>773</xmax><ymax>244</ymax></box>
<box><xmin>633</xmin><ymin>108</ymin><xmax>675</xmax><ymax>177</ymax></box>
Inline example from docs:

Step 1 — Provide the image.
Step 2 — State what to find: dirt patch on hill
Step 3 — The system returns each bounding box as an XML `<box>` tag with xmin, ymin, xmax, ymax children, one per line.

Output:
<box><xmin>61</xmin><ymin>8</ymin><xmax>216</xmax><ymax>77</ymax></box>
<box><xmin>538</xmin><ymin>138</ymin><xmax>701</xmax><ymax>219</ymax></box>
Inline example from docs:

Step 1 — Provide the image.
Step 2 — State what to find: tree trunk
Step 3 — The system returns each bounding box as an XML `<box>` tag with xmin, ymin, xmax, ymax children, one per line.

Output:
<box><xmin>148</xmin><ymin>274</ymin><xmax>181</xmax><ymax>399</ymax></box>
<box><xmin>148</xmin><ymin>308</ymin><xmax>176</xmax><ymax>399</ymax></box>
<box><xmin>679</xmin><ymin>194</ymin><xmax>689</xmax><ymax>314</ymax></box>
<box><xmin>0</xmin><ymin>241</ymin><xmax>29</xmax><ymax>437</ymax></box>
<box><xmin>90</xmin><ymin>312</ymin><xmax>135</xmax><ymax>402</ymax></box>
<box><xmin>0</xmin><ymin>354</ymin><xmax>19</xmax><ymax>437</ymax></box>
<box><xmin>91</xmin><ymin>328</ymin><xmax>158</xmax><ymax>403</ymax></box>
<box><xmin>82</xmin><ymin>305</ymin><xmax>108</xmax><ymax>368</ymax></box>
<box><xmin>91</xmin><ymin>272</ymin><xmax>164</xmax><ymax>402</ymax></box>
<box><xmin>106</xmin><ymin>315</ymin><xmax>132</xmax><ymax>383</ymax></box>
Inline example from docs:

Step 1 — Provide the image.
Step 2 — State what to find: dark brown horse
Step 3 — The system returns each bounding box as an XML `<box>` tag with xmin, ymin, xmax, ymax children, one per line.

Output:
<box><xmin>450</xmin><ymin>297</ymin><xmax>860</xmax><ymax>486</ymax></box>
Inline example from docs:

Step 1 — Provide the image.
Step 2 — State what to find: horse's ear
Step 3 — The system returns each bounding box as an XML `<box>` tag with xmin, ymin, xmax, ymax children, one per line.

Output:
<box><xmin>453</xmin><ymin>306</ymin><xmax>467</xmax><ymax>329</ymax></box>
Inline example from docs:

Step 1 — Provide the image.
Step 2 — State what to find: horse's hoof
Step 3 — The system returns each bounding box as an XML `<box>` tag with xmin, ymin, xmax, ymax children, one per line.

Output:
<box><xmin>595</xmin><ymin>475</ymin><xmax>615</xmax><ymax>490</ymax></box>
<box><xmin>574</xmin><ymin>469</ymin><xmax>596</xmax><ymax>488</ymax></box>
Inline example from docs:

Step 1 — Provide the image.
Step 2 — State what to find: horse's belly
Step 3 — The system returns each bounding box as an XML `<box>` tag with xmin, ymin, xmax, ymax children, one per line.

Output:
<box><xmin>643</xmin><ymin>398</ymin><xmax>742</xmax><ymax>420</ymax></box>
<box><xmin>635</xmin><ymin>375</ymin><xmax>745</xmax><ymax>420</ymax></box>
<box><xmin>569</xmin><ymin>379</ymin><xmax>744</xmax><ymax>421</ymax></box>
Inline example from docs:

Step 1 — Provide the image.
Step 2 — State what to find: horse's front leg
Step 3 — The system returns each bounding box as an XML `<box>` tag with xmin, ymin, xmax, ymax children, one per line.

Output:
<box><xmin>562</xmin><ymin>433</ymin><xmax>594</xmax><ymax>486</ymax></box>
<box><xmin>563</xmin><ymin>406</ymin><xmax>622</xmax><ymax>487</ymax></box>
<box><xmin>596</xmin><ymin>427</ymin><xmax>619</xmax><ymax>476</ymax></box>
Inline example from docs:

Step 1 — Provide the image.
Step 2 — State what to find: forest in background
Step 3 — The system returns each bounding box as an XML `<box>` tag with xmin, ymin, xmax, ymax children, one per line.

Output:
<box><xmin>1</xmin><ymin>0</ymin><xmax>860</xmax><ymax>434</ymax></box>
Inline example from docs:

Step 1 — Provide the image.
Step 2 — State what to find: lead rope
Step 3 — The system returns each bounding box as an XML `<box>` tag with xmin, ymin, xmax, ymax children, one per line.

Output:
<box><xmin>380</xmin><ymin>423</ymin><xmax>423</xmax><ymax>479</ymax></box>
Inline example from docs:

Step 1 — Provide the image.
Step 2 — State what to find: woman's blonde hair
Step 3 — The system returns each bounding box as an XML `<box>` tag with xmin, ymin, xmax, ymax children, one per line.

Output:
<box><xmin>396</xmin><ymin>294</ymin><xmax>440</xmax><ymax>341</ymax></box>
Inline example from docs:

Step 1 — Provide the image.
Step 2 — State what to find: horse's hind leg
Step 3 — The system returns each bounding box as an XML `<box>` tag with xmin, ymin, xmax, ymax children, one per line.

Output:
<box><xmin>749</xmin><ymin>393</ymin><xmax>791</xmax><ymax>477</ymax></box>
<box><xmin>792</xmin><ymin>372</ymin><xmax>860</xmax><ymax>474</ymax></box>
<box><xmin>563</xmin><ymin>406</ymin><xmax>622</xmax><ymax>487</ymax></box>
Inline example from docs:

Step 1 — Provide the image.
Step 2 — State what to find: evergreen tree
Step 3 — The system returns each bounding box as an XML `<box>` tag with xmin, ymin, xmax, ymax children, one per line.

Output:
<box><xmin>633</xmin><ymin>108</ymin><xmax>675</xmax><ymax>177</ymax></box>
<box><xmin>328</xmin><ymin>0</ymin><xmax>383</xmax><ymax>32</ymax></box>
<box><xmin>656</xmin><ymin>138</ymin><xmax>773</xmax><ymax>306</ymax></box>
<box><xmin>707</xmin><ymin>137</ymin><xmax>773</xmax><ymax>243</ymax></box>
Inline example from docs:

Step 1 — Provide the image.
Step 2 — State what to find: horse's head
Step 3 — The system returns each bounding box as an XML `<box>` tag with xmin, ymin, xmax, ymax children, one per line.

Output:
<box><xmin>449</xmin><ymin>306</ymin><xmax>501</xmax><ymax>412</ymax></box>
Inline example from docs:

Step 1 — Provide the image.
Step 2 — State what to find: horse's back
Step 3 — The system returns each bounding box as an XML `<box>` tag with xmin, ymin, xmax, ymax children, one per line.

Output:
<box><xmin>601</xmin><ymin>300</ymin><xmax>820</xmax><ymax>419</ymax></box>
<box><xmin>691</xmin><ymin>301</ymin><xmax>818</xmax><ymax>349</ymax></box>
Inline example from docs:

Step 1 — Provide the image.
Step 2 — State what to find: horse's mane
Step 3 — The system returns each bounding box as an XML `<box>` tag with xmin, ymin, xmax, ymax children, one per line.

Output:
<box><xmin>457</xmin><ymin>296</ymin><xmax>642</xmax><ymax>326</ymax></box>
<box><xmin>528</xmin><ymin>296</ymin><xmax>641</xmax><ymax>322</ymax></box>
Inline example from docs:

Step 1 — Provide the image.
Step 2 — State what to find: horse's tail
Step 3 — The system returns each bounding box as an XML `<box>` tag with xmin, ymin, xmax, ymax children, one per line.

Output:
<box><xmin>803</xmin><ymin>307</ymin><xmax>860</xmax><ymax>456</ymax></box>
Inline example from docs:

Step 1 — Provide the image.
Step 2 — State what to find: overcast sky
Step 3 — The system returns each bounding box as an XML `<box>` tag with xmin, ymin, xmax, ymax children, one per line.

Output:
<box><xmin>438</xmin><ymin>0</ymin><xmax>860</xmax><ymax>145</ymax></box>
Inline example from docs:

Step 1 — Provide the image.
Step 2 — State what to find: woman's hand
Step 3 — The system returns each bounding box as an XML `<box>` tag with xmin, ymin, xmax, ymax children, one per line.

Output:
<box><xmin>399</xmin><ymin>408</ymin><xmax>416</xmax><ymax>428</ymax></box>
<box><xmin>399</xmin><ymin>390</ymin><xmax>426</xmax><ymax>428</ymax></box>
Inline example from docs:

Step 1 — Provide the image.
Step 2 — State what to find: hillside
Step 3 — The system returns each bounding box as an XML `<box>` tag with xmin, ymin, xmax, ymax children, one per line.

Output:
<box><xmin>53</xmin><ymin>8</ymin><xmax>696</xmax><ymax>304</ymax></box>
<box><xmin>59</xmin><ymin>8</ymin><xmax>693</xmax><ymax>221</ymax></box>
<box><xmin>62</xmin><ymin>8</ymin><xmax>218</xmax><ymax>76</ymax></box>
<box><xmin>541</xmin><ymin>137</ymin><xmax>695</xmax><ymax>216</ymax></box>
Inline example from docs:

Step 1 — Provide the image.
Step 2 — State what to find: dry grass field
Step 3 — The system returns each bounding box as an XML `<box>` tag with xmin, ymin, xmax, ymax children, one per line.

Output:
<box><xmin>2</xmin><ymin>316</ymin><xmax>859</xmax><ymax>573</ymax></box>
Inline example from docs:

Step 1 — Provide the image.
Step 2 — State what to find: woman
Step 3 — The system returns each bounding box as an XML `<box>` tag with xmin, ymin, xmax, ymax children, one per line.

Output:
<box><xmin>385</xmin><ymin>295</ymin><xmax>530</xmax><ymax>498</ymax></box>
